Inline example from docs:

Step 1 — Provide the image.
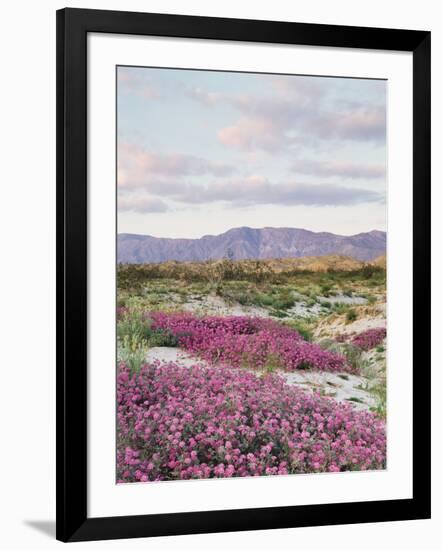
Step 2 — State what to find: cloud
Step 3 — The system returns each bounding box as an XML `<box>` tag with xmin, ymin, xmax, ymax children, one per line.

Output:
<box><xmin>139</xmin><ymin>175</ymin><xmax>384</xmax><ymax>208</ymax></box>
<box><xmin>292</xmin><ymin>159</ymin><xmax>385</xmax><ymax>179</ymax></box>
<box><xmin>188</xmin><ymin>77</ymin><xmax>325</xmax><ymax>108</ymax></box>
<box><xmin>186</xmin><ymin>87</ymin><xmax>227</xmax><ymax>106</ymax></box>
<box><xmin>218</xmin><ymin>117</ymin><xmax>286</xmax><ymax>152</ymax></box>
<box><xmin>217</xmin><ymin>100</ymin><xmax>386</xmax><ymax>152</ymax></box>
<box><xmin>118</xmin><ymin>143</ymin><xmax>235</xmax><ymax>189</ymax></box>
<box><xmin>192</xmin><ymin>178</ymin><xmax>383</xmax><ymax>207</ymax></box>
<box><xmin>118</xmin><ymin>195</ymin><xmax>169</xmax><ymax>213</ymax></box>
<box><xmin>187</xmin><ymin>77</ymin><xmax>386</xmax><ymax>152</ymax></box>
<box><xmin>267</xmin><ymin>75</ymin><xmax>327</xmax><ymax>101</ymax></box>
<box><xmin>118</xmin><ymin>68</ymin><xmax>160</xmax><ymax>100</ymax></box>
<box><xmin>317</xmin><ymin>106</ymin><xmax>386</xmax><ymax>142</ymax></box>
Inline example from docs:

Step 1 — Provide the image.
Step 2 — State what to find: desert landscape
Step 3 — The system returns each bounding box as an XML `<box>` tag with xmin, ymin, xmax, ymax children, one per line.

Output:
<box><xmin>117</xmin><ymin>228</ymin><xmax>387</xmax><ymax>483</ymax></box>
<box><xmin>116</xmin><ymin>67</ymin><xmax>387</xmax><ymax>484</ymax></box>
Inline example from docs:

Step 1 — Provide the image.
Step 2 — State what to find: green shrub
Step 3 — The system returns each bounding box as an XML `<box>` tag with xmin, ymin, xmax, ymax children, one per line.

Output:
<box><xmin>117</xmin><ymin>310</ymin><xmax>152</xmax><ymax>342</ymax></box>
<box><xmin>346</xmin><ymin>396</ymin><xmax>365</xmax><ymax>404</ymax></box>
<box><xmin>320</xmin><ymin>283</ymin><xmax>333</xmax><ymax>297</ymax></box>
<box><xmin>272</xmin><ymin>310</ymin><xmax>288</xmax><ymax>318</ymax></box>
<box><xmin>369</xmin><ymin>382</ymin><xmax>387</xmax><ymax>419</ymax></box>
<box><xmin>146</xmin><ymin>329</ymin><xmax>178</xmax><ymax>347</ymax></box>
<box><xmin>118</xmin><ymin>310</ymin><xmax>178</xmax><ymax>348</ymax></box>
<box><xmin>283</xmin><ymin>319</ymin><xmax>313</xmax><ymax>342</ymax></box>
<box><xmin>346</xmin><ymin>309</ymin><xmax>357</xmax><ymax>322</ymax></box>
<box><xmin>237</xmin><ymin>293</ymin><xmax>253</xmax><ymax>306</ymax></box>
<box><xmin>332</xmin><ymin>303</ymin><xmax>350</xmax><ymax>314</ymax></box>
<box><xmin>273</xmin><ymin>296</ymin><xmax>295</xmax><ymax>310</ymax></box>
<box><xmin>256</xmin><ymin>293</ymin><xmax>274</xmax><ymax>307</ymax></box>
<box><xmin>118</xmin><ymin>334</ymin><xmax>147</xmax><ymax>374</ymax></box>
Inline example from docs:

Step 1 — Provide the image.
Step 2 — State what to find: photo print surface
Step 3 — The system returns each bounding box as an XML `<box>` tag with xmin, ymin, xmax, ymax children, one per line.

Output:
<box><xmin>116</xmin><ymin>66</ymin><xmax>387</xmax><ymax>484</ymax></box>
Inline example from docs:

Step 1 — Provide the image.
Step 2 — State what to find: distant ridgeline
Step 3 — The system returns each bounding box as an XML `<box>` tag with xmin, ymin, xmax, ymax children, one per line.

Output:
<box><xmin>117</xmin><ymin>226</ymin><xmax>386</xmax><ymax>265</ymax></box>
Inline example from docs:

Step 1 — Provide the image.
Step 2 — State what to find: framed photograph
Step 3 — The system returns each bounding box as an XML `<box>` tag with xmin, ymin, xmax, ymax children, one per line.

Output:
<box><xmin>56</xmin><ymin>8</ymin><xmax>431</xmax><ymax>542</ymax></box>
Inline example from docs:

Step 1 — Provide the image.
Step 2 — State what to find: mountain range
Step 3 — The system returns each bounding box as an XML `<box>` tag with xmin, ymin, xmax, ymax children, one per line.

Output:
<box><xmin>118</xmin><ymin>227</ymin><xmax>386</xmax><ymax>264</ymax></box>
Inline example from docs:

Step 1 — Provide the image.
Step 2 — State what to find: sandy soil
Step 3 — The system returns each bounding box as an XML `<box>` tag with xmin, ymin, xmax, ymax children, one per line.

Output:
<box><xmin>319</xmin><ymin>294</ymin><xmax>367</xmax><ymax>305</ymax></box>
<box><xmin>282</xmin><ymin>371</ymin><xmax>376</xmax><ymax>410</ymax></box>
<box><xmin>182</xmin><ymin>294</ymin><xmax>271</xmax><ymax>317</ymax></box>
<box><xmin>144</xmin><ymin>346</ymin><xmax>377</xmax><ymax>411</ymax></box>
<box><xmin>314</xmin><ymin>300</ymin><xmax>386</xmax><ymax>339</ymax></box>
<box><xmin>141</xmin><ymin>291</ymin><xmax>386</xmax><ymax>413</ymax></box>
<box><xmin>176</xmin><ymin>292</ymin><xmax>370</xmax><ymax>320</ymax></box>
<box><xmin>145</xmin><ymin>346</ymin><xmax>207</xmax><ymax>368</ymax></box>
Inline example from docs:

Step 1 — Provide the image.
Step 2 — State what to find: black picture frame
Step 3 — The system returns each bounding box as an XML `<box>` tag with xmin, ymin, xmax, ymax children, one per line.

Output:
<box><xmin>56</xmin><ymin>7</ymin><xmax>431</xmax><ymax>543</ymax></box>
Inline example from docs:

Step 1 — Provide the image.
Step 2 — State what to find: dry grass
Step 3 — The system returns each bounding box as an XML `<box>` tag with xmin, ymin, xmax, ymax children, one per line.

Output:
<box><xmin>118</xmin><ymin>255</ymin><xmax>386</xmax><ymax>289</ymax></box>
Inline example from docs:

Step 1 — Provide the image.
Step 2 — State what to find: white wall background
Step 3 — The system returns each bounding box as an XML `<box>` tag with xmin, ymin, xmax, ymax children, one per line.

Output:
<box><xmin>0</xmin><ymin>1</ymin><xmax>439</xmax><ymax>548</ymax></box>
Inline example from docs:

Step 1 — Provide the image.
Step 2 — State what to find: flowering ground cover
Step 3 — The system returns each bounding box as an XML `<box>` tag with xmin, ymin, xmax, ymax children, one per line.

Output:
<box><xmin>116</xmin><ymin>262</ymin><xmax>388</xmax><ymax>483</ymax></box>
<box><xmin>351</xmin><ymin>328</ymin><xmax>387</xmax><ymax>351</ymax></box>
<box><xmin>150</xmin><ymin>312</ymin><xmax>350</xmax><ymax>373</ymax></box>
<box><xmin>334</xmin><ymin>328</ymin><xmax>387</xmax><ymax>351</ymax></box>
<box><xmin>117</xmin><ymin>362</ymin><xmax>386</xmax><ymax>482</ymax></box>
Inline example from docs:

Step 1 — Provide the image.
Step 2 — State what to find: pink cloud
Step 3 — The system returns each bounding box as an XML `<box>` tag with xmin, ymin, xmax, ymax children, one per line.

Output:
<box><xmin>213</xmin><ymin>84</ymin><xmax>385</xmax><ymax>152</ymax></box>
<box><xmin>118</xmin><ymin>143</ymin><xmax>235</xmax><ymax>190</ymax></box>
<box><xmin>218</xmin><ymin>117</ymin><xmax>287</xmax><ymax>152</ymax></box>
<box><xmin>118</xmin><ymin>69</ymin><xmax>160</xmax><ymax>100</ymax></box>
<box><xmin>217</xmin><ymin>102</ymin><xmax>385</xmax><ymax>152</ymax></box>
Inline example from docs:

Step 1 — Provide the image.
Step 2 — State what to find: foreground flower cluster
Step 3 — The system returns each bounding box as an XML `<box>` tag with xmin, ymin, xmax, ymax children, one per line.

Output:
<box><xmin>351</xmin><ymin>328</ymin><xmax>387</xmax><ymax>350</ymax></box>
<box><xmin>150</xmin><ymin>312</ymin><xmax>349</xmax><ymax>372</ymax></box>
<box><xmin>117</xmin><ymin>362</ymin><xmax>386</xmax><ymax>482</ymax></box>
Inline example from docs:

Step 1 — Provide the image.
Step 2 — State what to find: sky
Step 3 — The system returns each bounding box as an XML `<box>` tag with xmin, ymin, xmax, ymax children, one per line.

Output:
<box><xmin>117</xmin><ymin>66</ymin><xmax>386</xmax><ymax>238</ymax></box>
